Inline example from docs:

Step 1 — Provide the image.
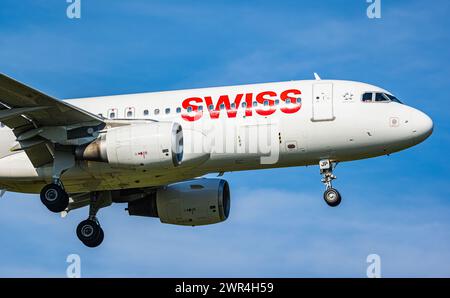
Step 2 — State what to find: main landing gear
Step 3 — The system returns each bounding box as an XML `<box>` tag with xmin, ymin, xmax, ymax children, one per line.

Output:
<box><xmin>40</xmin><ymin>181</ymin><xmax>69</xmax><ymax>213</ymax></box>
<box><xmin>39</xmin><ymin>150</ymin><xmax>106</xmax><ymax>247</ymax></box>
<box><xmin>40</xmin><ymin>150</ymin><xmax>74</xmax><ymax>213</ymax></box>
<box><xmin>320</xmin><ymin>159</ymin><xmax>342</xmax><ymax>207</ymax></box>
<box><xmin>76</xmin><ymin>192</ymin><xmax>105</xmax><ymax>248</ymax></box>
<box><xmin>77</xmin><ymin>218</ymin><xmax>104</xmax><ymax>248</ymax></box>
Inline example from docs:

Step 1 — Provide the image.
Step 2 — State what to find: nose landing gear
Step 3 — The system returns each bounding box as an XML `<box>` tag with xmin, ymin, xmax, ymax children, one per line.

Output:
<box><xmin>323</xmin><ymin>187</ymin><xmax>341</xmax><ymax>207</ymax></box>
<box><xmin>320</xmin><ymin>159</ymin><xmax>342</xmax><ymax>207</ymax></box>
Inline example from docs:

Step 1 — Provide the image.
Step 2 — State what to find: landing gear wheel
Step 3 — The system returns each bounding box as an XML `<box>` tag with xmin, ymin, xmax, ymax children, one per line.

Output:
<box><xmin>76</xmin><ymin>219</ymin><xmax>104</xmax><ymax>248</ymax></box>
<box><xmin>40</xmin><ymin>183</ymin><xmax>69</xmax><ymax>213</ymax></box>
<box><xmin>323</xmin><ymin>188</ymin><xmax>342</xmax><ymax>207</ymax></box>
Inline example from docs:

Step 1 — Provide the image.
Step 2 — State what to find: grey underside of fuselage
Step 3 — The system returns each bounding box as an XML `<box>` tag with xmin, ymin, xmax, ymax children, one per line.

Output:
<box><xmin>0</xmin><ymin>144</ymin><xmax>393</xmax><ymax>194</ymax></box>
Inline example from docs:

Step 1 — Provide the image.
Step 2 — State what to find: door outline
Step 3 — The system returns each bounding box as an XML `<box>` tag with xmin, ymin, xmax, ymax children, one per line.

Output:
<box><xmin>311</xmin><ymin>83</ymin><xmax>336</xmax><ymax>122</ymax></box>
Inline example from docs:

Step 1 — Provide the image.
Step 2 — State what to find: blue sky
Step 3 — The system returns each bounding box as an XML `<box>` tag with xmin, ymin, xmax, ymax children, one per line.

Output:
<box><xmin>0</xmin><ymin>0</ymin><xmax>449</xmax><ymax>277</ymax></box>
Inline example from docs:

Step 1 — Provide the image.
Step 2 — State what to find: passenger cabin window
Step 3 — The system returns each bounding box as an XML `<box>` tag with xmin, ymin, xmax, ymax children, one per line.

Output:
<box><xmin>143</xmin><ymin>109</ymin><xmax>149</xmax><ymax>116</ymax></box>
<box><xmin>165</xmin><ymin>108</ymin><xmax>170</xmax><ymax>114</ymax></box>
<box><xmin>108</xmin><ymin>108</ymin><xmax>118</xmax><ymax>119</ymax></box>
<box><xmin>176</xmin><ymin>107</ymin><xmax>181</xmax><ymax>113</ymax></box>
<box><xmin>125</xmin><ymin>107</ymin><xmax>135</xmax><ymax>118</ymax></box>
<box><xmin>154</xmin><ymin>109</ymin><xmax>160</xmax><ymax>115</ymax></box>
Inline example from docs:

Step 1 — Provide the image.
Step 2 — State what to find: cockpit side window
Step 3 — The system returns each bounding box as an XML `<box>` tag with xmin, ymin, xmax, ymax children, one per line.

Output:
<box><xmin>375</xmin><ymin>93</ymin><xmax>389</xmax><ymax>102</ymax></box>
<box><xmin>362</xmin><ymin>92</ymin><xmax>373</xmax><ymax>102</ymax></box>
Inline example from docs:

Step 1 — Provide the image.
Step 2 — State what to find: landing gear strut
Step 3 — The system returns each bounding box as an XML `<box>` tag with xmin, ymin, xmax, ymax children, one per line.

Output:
<box><xmin>320</xmin><ymin>159</ymin><xmax>342</xmax><ymax>207</ymax></box>
<box><xmin>40</xmin><ymin>150</ymin><xmax>74</xmax><ymax>213</ymax></box>
<box><xmin>76</xmin><ymin>192</ymin><xmax>105</xmax><ymax>248</ymax></box>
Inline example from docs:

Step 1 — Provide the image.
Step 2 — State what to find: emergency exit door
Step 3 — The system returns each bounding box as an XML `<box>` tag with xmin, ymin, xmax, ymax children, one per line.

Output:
<box><xmin>312</xmin><ymin>83</ymin><xmax>335</xmax><ymax>121</ymax></box>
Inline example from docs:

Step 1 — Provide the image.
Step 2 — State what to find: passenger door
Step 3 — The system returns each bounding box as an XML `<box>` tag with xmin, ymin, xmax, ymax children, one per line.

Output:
<box><xmin>312</xmin><ymin>83</ymin><xmax>335</xmax><ymax>121</ymax></box>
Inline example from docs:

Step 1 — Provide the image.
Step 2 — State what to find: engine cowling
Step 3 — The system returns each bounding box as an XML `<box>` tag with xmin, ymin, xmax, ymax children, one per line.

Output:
<box><xmin>127</xmin><ymin>178</ymin><xmax>231</xmax><ymax>226</ymax></box>
<box><xmin>76</xmin><ymin>122</ymin><xmax>183</xmax><ymax>168</ymax></box>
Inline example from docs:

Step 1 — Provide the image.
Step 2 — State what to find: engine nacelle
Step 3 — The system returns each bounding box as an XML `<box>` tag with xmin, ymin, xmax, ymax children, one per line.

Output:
<box><xmin>127</xmin><ymin>178</ymin><xmax>231</xmax><ymax>226</ymax></box>
<box><xmin>76</xmin><ymin>122</ymin><xmax>183</xmax><ymax>168</ymax></box>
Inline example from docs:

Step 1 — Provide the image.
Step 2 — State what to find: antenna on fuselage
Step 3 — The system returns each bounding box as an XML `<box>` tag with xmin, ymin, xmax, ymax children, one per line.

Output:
<box><xmin>314</xmin><ymin>73</ymin><xmax>321</xmax><ymax>80</ymax></box>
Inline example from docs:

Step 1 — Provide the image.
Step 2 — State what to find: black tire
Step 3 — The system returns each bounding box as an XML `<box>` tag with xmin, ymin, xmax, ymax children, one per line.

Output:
<box><xmin>40</xmin><ymin>183</ymin><xmax>69</xmax><ymax>213</ymax></box>
<box><xmin>323</xmin><ymin>188</ymin><xmax>342</xmax><ymax>207</ymax></box>
<box><xmin>77</xmin><ymin>220</ymin><xmax>104</xmax><ymax>248</ymax></box>
<box><xmin>82</xmin><ymin>228</ymin><xmax>104</xmax><ymax>248</ymax></box>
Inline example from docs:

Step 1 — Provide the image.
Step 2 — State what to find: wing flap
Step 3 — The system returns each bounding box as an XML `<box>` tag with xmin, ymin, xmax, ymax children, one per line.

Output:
<box><xmin>24</xmin><ymin>142</ymin><xmax>54</xmax><ymax>167</ymax></box>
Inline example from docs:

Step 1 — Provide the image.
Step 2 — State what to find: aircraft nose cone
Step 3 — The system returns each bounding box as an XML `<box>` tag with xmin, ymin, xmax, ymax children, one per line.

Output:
<box><xmin>413</xmin><ymin>110</ymin><xmax>433</xmax><ymax>142</ymax></box>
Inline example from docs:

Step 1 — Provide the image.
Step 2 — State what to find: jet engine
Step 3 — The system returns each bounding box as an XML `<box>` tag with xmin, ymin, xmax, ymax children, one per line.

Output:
<box><xmin>75</xmin><ymin>122</ymin><xmax>183</xmax><ymax>168</ymax></box>
<box><xmin>127</xmin><ymin>178</ymin><xmax>231</xmax><ymax>226</ymax></box>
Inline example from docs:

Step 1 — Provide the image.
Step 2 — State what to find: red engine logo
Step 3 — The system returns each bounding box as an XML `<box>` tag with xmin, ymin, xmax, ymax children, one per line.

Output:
<box><xmin>135</xmin><ymin>151</ymin><xmax>148</xmax><ymax>159</ymax></box>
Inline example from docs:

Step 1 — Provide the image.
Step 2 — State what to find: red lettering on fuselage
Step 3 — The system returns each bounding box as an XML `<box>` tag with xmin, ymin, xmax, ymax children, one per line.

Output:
<box><xmin>204</xmin><ymin>94</ymin><xmax>243</xmax><ymax>119</ymax></box>
<box><xmin>280</xmin><ymin>89</ymin><xmax>302</xmax><ymax>114</ymax></box>
<box><xmin>181</xmin><ymin>97</ymin><xmax>203</xmax><ymax>121</ymax></box>
<box><xmin>255</xmin><ymin>91</ymin><xmax>277</xmax><ymax>116</ymax></box>
<box><xmin>181</xmin><ymin>88</ymin><xmax>302</xmax><ymax>122</ymax></box>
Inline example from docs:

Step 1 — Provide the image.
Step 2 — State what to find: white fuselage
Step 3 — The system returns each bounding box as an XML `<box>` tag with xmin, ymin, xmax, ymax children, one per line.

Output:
<box><xmin>0</xmin><ymin>80</ymin><xmax>433</xmax><ymax>193</ymax></box>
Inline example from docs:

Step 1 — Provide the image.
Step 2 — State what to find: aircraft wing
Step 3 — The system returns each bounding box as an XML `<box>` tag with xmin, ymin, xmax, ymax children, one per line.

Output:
<box><xmin>0</xmin><ymin>73</ymin><xmax>105</xmax><ymax>167</ymax></box>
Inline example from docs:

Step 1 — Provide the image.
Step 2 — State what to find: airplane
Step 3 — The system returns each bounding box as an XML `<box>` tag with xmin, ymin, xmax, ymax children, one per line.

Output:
<box><xmin>0</xmin><ymin>73</ymin><xmax>433</xmax><ymax>247</ymax></box>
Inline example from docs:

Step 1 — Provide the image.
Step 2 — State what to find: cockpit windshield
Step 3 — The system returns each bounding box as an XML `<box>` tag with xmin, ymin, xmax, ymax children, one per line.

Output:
<box><xmin>384</xmin><ymin>93</ymin><xmax>403</xmax><ymax>104</ymax></box>
<box><xmin>361</xmin><ymin>92</ymin><xmax>403</xmax><ymax>104</ymax></box>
